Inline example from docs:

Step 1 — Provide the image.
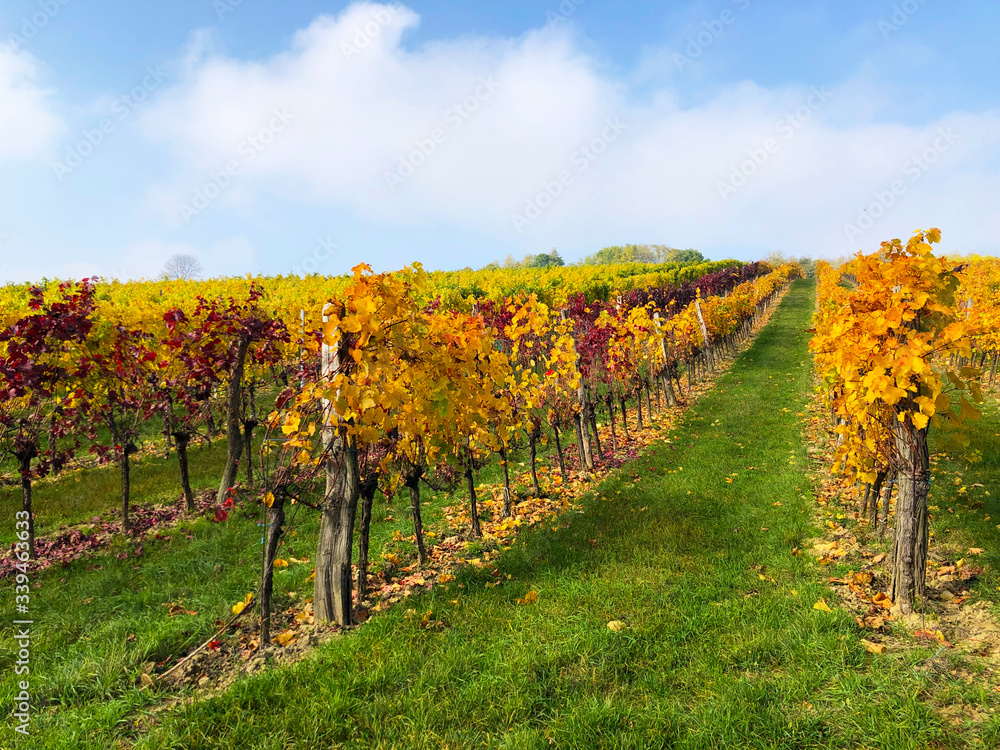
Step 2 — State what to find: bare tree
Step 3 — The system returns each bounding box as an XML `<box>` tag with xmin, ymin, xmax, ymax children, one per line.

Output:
<box><xmin>162</xmin><ymin>254</ymin><xmax>203</xmax><ymax>281</ymax></box>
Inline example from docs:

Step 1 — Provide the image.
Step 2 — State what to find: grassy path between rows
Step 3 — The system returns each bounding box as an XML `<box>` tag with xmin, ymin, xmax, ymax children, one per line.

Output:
<box><xmin>30</xmin><ymin>279</ymin><xmax>980</xmax><ymax>748</ymax></box>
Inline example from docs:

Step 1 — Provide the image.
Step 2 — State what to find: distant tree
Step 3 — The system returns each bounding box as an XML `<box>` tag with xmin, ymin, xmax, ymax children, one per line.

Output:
<box><xmin>583</xmin><ymin>244</ymin><xmax>656</xmax><ymax>265</ymax></box>
<box><xmin>643</xmin><ymin>245</ymin><xmax>706</xmax><ymax>264</ymax></box>
<box><xmin>162</xmin><ymin>254</ymin><xmax>203</xmax><ymax>281</ymax></box>
<box><xmin>665</xmin><ymin>248</ymin><xmax>705</xmax><ymax>264</ymax></box>
<box><xmin>797</xmin><ymin>256</ymin><xmax>818</xmax><ymax>277</ymax></box>
<box><xmin>526</xmin><ymin>249</ymin><xmax>564</xmax><ymax>268</ymax></box>
<box><xmin>484</xmin><ymin>249</ymin><xmax>564</xmax><ymax>270</ymax></box>
<box><xmin>761</xmin><ymin>251</ymin><xmax>815</xmax><ymax>276</ymax></box>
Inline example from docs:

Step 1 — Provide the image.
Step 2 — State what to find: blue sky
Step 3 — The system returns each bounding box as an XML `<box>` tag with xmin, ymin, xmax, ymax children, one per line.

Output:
<box><xmin>1</xmin><ymin>0</ymin><xmax>998</xmax><ymax>282</ymax></box>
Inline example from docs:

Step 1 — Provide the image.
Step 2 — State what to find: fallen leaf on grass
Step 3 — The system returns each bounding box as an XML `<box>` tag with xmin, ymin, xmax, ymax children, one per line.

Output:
<box><xmin>813</xmin><ymin>599</ymin><xmax>833</xmax><ymax>613</ymax></box>
<box><xmin>871</xmin><ymin>592</ymin><xmax>893</xmax><ymax>611</ymax></box>
<box><xmin>418</xmin><ymin>611</ymin><xmax>446</xmax><ymax>631</ymax></box>
<box><xmin>830</xmin><ymin>572</ymin><xmax>873</xmax><ymax>586</ymax></box>
<box><xmin>232</xmin><ymin>593</ymin><xmax>253</xmax><ymax>615</ymax></box>
<box><xmin>162</xmin><ymin>602</ymin><xmax>198</xmax><ymax>617</ymax></box>
<box><xmin>274</xmin><ymin>630</ymin><xmax>295</xmax><ymax>646</ymax></box>
<box><xmin>871</xmin><ymin>553</ymin><xmax>887</xmax><ymax>565</ymax></box>
<box><xmin>517</xmin><ymin>591</ymin><xmax>539</xmax><ymax>605</ymax></box>
<box><xmin>140</xmin><ymin>673</ymin><xmax>154</xmax><ymax>689</ymax></box>
<box><xmin>861</xmin><ymin>639</ymin><xmax>886</xmax><ymax>654</ymax></box>
<box><xmin>607</xmin><ymin>620</ymin><xmax>627</xmax><ymax>632</ymax></box>
<box><xmin>856</xmin><ymin>615</ymin><xmax>887</xmax><ymax>631</ymax></box>
<box><xmin>914</xmin><ymin>629</ymin><xmax>953</xmax><ymax>647</ymax></box>
<box><xmin>968</xmin><ymin>548</ymin><xmax>983</xmax><ymax>556</ymax></box>
<box><xmin>273</xmin><ymin>559</ymin><xmax>289</xmax><ymax>568</ymax></box>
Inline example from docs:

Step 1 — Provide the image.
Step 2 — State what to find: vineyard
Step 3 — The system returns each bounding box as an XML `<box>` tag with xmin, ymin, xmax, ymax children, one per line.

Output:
<box><xmin>4</xmin><ymin>240</ymin><xmax>1000</xmax><ymax>748</ymax></box>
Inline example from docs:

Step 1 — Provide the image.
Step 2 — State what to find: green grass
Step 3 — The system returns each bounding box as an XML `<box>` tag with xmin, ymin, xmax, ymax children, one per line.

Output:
<box><xmin>925</xmin><ymin>390</ymin><xmax>1000</xmax><ymax>590</ymax></box>
<box><xmin>0</xmin><ymin>382</ymin><xmax>574</xmax><ymax>748</ymax></box>
<box><xmin>0</xmin><ymin>439</ymin><xmax>228</xmax><ymax>542</ymax></box>
<box><xmin>6</xmin><ymin>278</ymin><xmax>996</xmax><ymax>748</ymax></box>
<box><xmin>0</xmin><ymin>387</ymin><xmax>279</xmax><ymax>540</ymax></box>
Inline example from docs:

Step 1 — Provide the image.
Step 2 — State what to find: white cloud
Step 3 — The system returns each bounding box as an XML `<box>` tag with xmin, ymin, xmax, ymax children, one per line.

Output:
<box><xmin>140</xmin><ymin>2</ymin><xmax>1000</xmax><ymax>258</ymax></box>
<box><xmin>0</xmin><ymin>42</ymin><xmax>61</xmax><ymax>160</ymax></box>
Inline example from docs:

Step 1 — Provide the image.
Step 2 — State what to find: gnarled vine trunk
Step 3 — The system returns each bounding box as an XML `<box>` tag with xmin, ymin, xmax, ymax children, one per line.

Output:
<box><xmin>120</xmin><ymin>443</ymin><xmax>135</xmax><ymax>533</ymax></box>
<box><xmin>528</xmin><ymin>433</ymin><xmax>543</xmax><ymax>496</ymax></box>
<box><xmin>314</xmin><ymin>442</ymin><xmax>360</xmax><ymax>627</ymax></box>
<box><xmin>356</xmin><ymin>474</ymin><xmax>379</xmax><ymax>602</ymax></box>
<box><xmin>465</xmin><ymin>454</ymin><xmax>482</xmax><ymax>539</ymax></box>
<box><xmin>173</xmin><ymin>431</ymin><xmax>195</xmax><ymax>512</ymax></box>
<box><xmin>552</xmin><ymin>424</ymin><xmax>568</xmax><ymax>483</ymax></box>
<box><xmin>605</xmin><ymin>395</ymin><xmax>618</xmax><ymax>452</ymax></box>
<box><xmin>405</xmin><ymin>466</ymin><xmax>428</xmax><ymax>564</ymax></box>
<box><xmin>889</xmin><ymin>419</ymin><xmax>930</xmax><ymax>614</ymax></box>
<box><xmin>500</xmin><ymin>447</ymin><xmax>514</xmax><ymax>518</ymax></box>
<box><xmin>18</xmin><ymin>451</ymin><xmax>36</xmax><ymax>559</ymax></box>
<box><xmin>618</xmin><ymin>397</ymin><xmax>630</xmax><ymax>441</ymax></box>
<box><xmin>260</xmin><ymin>490</ymin><xmax>286</xmax><ymax>645</ymax></box>
<box><xmin>217</xmin><ymin>336</ymin><xmax>251</xmax><ymax>505</ymax></box>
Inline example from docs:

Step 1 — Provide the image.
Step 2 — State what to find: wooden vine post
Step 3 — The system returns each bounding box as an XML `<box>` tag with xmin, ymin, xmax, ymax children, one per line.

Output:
<box><xmin>694</xmin><ymin>294</ymin><xmax>715</xmax><ymax>374</ymax></box>
<box><xmin>561</xmin><ymin>310</ymin><xmax>593</xmax><ymax>478</ymax></box>
<box><xmin>299</xmin><ymin>309</ymin><xmax>306</xmax><ymax>387</ymax></box>
<box><xmin>653</xmin><ymin>312</ymin><xmax>678</xmax><ymax>408</ymax></box>
<box><xmin>314</xmin><ymin>305</ymin><xmax>361</xmax><ymax>627</ymax></box>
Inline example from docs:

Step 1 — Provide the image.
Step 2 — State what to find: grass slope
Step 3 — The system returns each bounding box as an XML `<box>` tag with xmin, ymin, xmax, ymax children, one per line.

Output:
<box><xmin>12</xmin><ymin>279</ymin><xmax>986</xmax><ymax>748</ymax></box>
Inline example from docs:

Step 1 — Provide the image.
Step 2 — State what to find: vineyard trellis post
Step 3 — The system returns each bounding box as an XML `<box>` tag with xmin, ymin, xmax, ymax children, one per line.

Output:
<box><xmin>653</xmin><ymin>312</ymin><xmax>677</xmax><ymax>408</ymax></box>
<box><xmin>694</xmin><ymin>296</ymin><xmax>714</xmax><ymax>374</ymax></box>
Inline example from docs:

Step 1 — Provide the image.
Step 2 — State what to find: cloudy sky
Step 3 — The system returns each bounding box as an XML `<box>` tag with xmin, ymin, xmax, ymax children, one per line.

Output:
<box><xmin>0</xmin><ymin>0</ymin><xmax>997</xmax><ymax>282</ymax></box>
